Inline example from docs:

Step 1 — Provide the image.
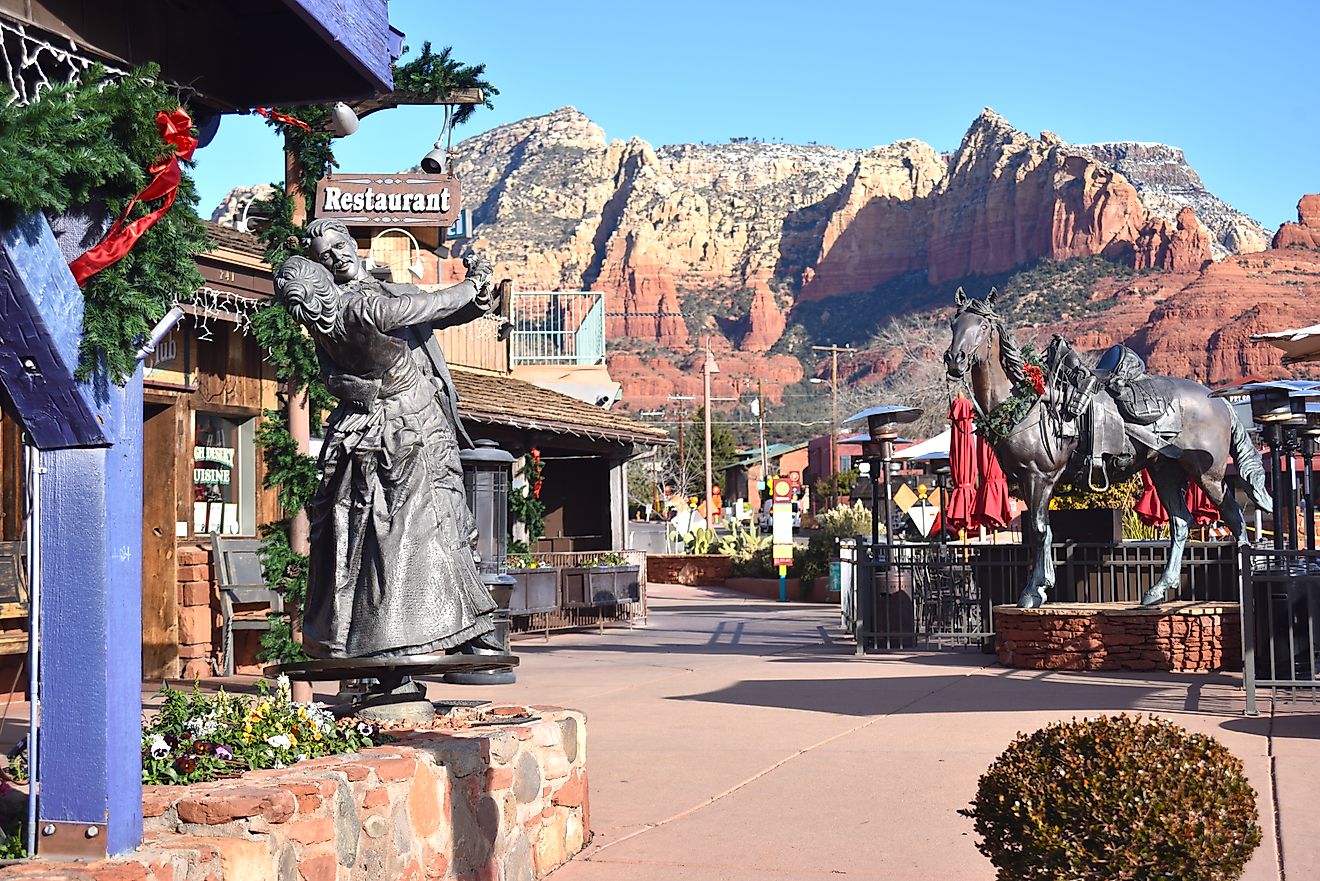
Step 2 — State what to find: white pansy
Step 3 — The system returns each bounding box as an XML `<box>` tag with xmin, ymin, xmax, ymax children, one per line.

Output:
<box><xmin>266</xmin><ymin>734</ymin><xmax>292</xmax><ymax>750</ymax></box>
<box><xmin>148</xmin><ymin>735</ymin><xmax>170</xmax><ymax>759</ymax></box>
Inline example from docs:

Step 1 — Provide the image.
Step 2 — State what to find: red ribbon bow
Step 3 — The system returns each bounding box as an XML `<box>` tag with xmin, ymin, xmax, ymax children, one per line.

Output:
<box><xmin>68</xmin><ymin>108</ymin><xmax>198</xmax><ymax>287</ymax></box>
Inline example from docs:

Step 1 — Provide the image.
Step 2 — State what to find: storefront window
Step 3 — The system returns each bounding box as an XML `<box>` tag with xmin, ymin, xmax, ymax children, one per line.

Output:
<box><xmin>193</xmin><ymin>412</ymin><xmax>256</xmax><ymax>536</ymax></box>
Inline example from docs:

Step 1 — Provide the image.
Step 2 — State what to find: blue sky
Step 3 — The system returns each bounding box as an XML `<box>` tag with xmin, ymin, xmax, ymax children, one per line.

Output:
<box><xmin>193</xmin><ymin>0</ymin><xmax>1317</xmax><ymax>231</ymax></box>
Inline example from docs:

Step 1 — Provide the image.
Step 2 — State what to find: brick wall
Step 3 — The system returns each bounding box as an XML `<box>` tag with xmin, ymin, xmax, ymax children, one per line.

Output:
<box><xmin>177</xmin><ymin>543</ymin><xmax>219</xmax><ymax>678</ymax></box>
<box><xmin>647</xmin><ymin>554</ymin><xmax>733</xmax><ymax>586</ymax></box>
<box><xmin>0</xmin><ymin>707</ymin><xmax>589</xmax><ymax>881</ymax></box>
<box><xmin>995</xmin><ymin>602</ymin><xmax>1242</xmax><ymax>672</ymax></box>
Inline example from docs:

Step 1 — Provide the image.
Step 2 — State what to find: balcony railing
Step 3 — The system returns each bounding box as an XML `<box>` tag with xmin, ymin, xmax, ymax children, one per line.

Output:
<box><xmin>510</xmin><ymin>291</ymin><xmax>605</xmax><ymax>366</ymax></box>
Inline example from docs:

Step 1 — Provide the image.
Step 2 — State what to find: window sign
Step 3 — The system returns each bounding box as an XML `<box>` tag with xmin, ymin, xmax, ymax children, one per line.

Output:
<box><xmin>192</xmin><ymin>413</ymin><xmax>255</xmax><ymax>536</ymax></box>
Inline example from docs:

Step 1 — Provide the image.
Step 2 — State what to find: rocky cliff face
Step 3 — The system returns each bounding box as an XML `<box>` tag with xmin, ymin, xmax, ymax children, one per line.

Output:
<box><xmin>1075</xmin><ymin>142</ymin><xmax>1270</xmax><ymax>258</ymax></box>
<box><xmin>450</xmin><ymin>107</ymin><xmax>1239</xmax><ymax>355</ymax></box>
<box><xmin>212</xmin><ymin>109</ymin><xmax>1289</xmax><ymax>411</ymax></box>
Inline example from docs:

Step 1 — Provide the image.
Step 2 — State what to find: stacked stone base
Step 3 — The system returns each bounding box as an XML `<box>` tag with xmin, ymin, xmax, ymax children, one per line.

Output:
<box><xmin>995</xmin><ymin>602</ymin><xmax>1241</xmax><ymax>672</ymax></box>
<box><xmin>0</xmin><ymin>706</ymin><xmax>588</xmax><ymax>881</ymax></box>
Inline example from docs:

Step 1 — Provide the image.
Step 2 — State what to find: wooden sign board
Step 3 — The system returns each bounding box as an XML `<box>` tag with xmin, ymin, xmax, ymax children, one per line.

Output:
<box><xmin>314</xmin><ymin>173</ymin><xmax>461</xmax><ymax>228</ymax></box>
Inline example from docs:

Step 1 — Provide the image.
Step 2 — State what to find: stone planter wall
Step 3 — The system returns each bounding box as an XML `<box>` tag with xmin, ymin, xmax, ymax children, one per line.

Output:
<box><xmin>646</xmin><ymin>554</ymin><xmax>733</xmax><ymax>586</ymax></box>
<box><xmin>723</xmin><ymin>576</ymin><xmax>834</xmax><ymax>603</ymax></box>
<box><xmin>995</xmin><ymin>603</ymin><xmax>1241</xmax><ymax>672</ymax></box>
<box><xmin>0</xmin><ymin>707</ymin><xmax>589</xmax><ymax>881</ymax></box>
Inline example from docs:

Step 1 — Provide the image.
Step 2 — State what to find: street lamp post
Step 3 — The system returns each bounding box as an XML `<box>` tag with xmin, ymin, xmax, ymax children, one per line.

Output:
<box><xmin>702</xmin><ymin>337</ymin><xmax>720</xmax><ymax>526</ymax></box>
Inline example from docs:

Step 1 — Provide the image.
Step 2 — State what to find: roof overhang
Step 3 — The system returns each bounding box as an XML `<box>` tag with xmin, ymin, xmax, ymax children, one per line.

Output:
<box><xmin>0</xmin><ymin>0</ymin><xmax>397</xmax><ymax>110</ymax></box>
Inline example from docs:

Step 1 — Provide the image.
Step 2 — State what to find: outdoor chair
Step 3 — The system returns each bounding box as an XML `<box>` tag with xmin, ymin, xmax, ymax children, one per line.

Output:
<box><xmin>0</xmin><ymin>541</ymin><xmax>27</xmax><ymax>658</ymax></box>
<box><xmin>210</xmin><ymin>533</ymin><xmax>282</xmax><ymax>676</ymax></box>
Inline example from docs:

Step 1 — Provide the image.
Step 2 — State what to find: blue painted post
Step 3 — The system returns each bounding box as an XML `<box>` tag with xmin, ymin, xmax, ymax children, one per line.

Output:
<box><xmin>778</xmin><ymin>564</ymin><xmax>787</xmax><ymax>603</ymax></box>
<box><xmin>0</xmin><ymin>215</ymin><xmax>142</xmax><ymax>857</ymax></box>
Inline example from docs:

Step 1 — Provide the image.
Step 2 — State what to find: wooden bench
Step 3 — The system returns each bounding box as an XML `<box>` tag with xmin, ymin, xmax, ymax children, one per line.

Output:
<box><xmin>210</xmin><ymin>534</ymin><xmax>283</xmax><ymax>676</ymax></box>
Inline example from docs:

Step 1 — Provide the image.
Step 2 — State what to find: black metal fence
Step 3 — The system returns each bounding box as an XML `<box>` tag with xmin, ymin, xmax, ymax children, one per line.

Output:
<box><xmin>1241</xmin><ymin>547</ymin><xmax>1320</xmax><ymax>714</ymax></box>
<box><xmin>847</xmin><ymin>540</ymin><xmax>1239</xmax><ymax>653</ymax></box>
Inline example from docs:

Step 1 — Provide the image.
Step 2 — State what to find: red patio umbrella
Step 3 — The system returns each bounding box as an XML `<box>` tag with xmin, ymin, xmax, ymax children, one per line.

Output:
<box><xmin>974</xmin><ymin>434</ymin><xmax>1013</xmax><ymax>529</ymax></box>
<box><xmin>1135</xmin><ymin>469</ymin><xmax>1220</xmax><ymax>526</ymax></box>
<box><xmin>944</xmin><ymin>397</ymin><xmax>979</xmax><ymax>533</ymax></box>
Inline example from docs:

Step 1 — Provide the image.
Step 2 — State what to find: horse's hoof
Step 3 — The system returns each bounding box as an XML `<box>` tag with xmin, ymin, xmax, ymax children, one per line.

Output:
<box><xmin>1017</xmin><ymin>587</ymin><xmax>1047</xmax><ymax>609</ymax></box>
<box><xmin>1140</xmin><ymin>586</ymin><xmax>1167</xmax><ymax>607</ymax></box>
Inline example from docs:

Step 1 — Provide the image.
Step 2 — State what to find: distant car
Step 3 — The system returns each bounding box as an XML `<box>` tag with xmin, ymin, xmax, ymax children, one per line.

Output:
<box><xmin>758</xmin><ymin>500</ymin><xmax>801</xmax><ymax>532</ymax></box>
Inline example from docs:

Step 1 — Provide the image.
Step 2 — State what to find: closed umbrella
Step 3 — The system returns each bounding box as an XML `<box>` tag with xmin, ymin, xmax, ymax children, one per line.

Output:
<box><xmin>944</xmin><ymin>397</ymin><xmax>979</xmax><ymax>533</ymax></box>
<box><xmin>974</xmin><ymin>435</ymin><xmax>1013</xmax><ymax>528</ymax></box>
<box><xmin>1135</xmin><ymin>469</ymin><xmax>1220</xmax><ymax>526</ymax></box>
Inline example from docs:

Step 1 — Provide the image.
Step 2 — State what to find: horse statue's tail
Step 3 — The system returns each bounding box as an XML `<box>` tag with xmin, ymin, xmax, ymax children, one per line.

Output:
<box><xmin>1229</xmin><ymin>407</ymin><xmax>1274</xmax><ymax>512</ymax></box>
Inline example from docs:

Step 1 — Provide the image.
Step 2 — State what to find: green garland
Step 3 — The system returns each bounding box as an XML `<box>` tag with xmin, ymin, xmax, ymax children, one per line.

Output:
<box><xmin>0</xmin><ymin>63</ymin><xmax>209</xmax><ymax>382</ymax></box>
<box><xmin>973</xmin><ymin>351</ymin><xmax>1046</xmax><ymax>446</ymax></box>
<box><xmin>252</xmin><ymin>46</ymin><xmax>499</xmax><ymax>663</ymax></box>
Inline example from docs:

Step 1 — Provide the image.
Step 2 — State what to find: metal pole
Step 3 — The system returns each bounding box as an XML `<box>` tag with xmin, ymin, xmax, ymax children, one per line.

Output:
<box><xmin>830</xmin><ymin>350</ymin><xmax>838</xmax><ymax>510</ymax></box>
<box><xmin>24</xmin><ymin>443</ymin><xmax>40</xmax><ymax>858</ymax></box>
<box><xmin>1283</xmin><ymin>430</ymin><xmax>1298</xmax><ymax>551</ymax></box>
<box><xmin>703</xmin><ymin>339</ymin><xmax>715</xmax><ymax>526</ymax></box>
<box><xmin>1269</xmin><ymin>425</ymin><xmax>1285</xmax><ymax>552</ymax></box>
<box><xmin>1304</xmin><ymin>436</ymin><xmax>1316</xmax><ymax>551</ymax></box>
<box><xmin>870</xmin><ymin>458</ymin><xmax>881</xmax><ymax>547</ymax></box>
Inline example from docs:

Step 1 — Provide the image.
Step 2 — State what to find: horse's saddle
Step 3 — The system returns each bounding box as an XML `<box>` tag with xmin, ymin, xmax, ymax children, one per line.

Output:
<box><xmin>1045</xmin><ymin>340</ymin><xmax>1178</xmax><ymax>490</ymax></box>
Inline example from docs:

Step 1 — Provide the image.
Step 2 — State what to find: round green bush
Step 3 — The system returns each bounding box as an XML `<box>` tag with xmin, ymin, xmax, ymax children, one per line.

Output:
<box><xmin>961</xmin><ymin>714</ymin><xmax>1261</xmax><ymax>881</ymax></box>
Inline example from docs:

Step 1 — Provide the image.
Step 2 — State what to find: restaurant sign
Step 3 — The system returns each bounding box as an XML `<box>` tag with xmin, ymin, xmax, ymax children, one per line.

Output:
<box><xmin>314</xmin><ymin>173</ymin><xmax>461</xmax><ymax>227</ymax></box>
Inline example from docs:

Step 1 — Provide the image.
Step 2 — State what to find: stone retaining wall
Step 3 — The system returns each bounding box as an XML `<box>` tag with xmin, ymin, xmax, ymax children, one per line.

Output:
<box><xmin>0</xmin><ymin>707</ymin><xmax>588</xmax><ymax>881</ymax></box>
<box><xmin>646</xmin><ymin>554</ymin><xmax>733</xmax><ymax>586</ymax></box>
<box><xmin>995</xmin><ymin>603</ymin><xmax>1241</xmax><ymax>672</ymax></box>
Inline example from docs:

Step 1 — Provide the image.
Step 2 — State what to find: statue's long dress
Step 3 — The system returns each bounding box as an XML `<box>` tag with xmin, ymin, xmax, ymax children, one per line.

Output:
<box><xmin>302</xmin><ymin>289</ymin><xmax>496</xmax><ymax>658</ymax></box>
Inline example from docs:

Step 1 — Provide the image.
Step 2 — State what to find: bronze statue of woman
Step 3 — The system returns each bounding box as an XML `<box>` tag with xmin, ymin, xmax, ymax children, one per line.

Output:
<box><xmin>273</xmin><ymin>255</ymin><xmax>500</xmax><ymax>659</ymax></box>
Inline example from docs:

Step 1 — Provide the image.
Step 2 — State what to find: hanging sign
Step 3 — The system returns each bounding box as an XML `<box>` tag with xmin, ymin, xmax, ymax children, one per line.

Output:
<box><xmin>315</xmin><ymin>173</ymin><xmax>462</xmax><ymax>227</ymax></box>
<box><xmin>445</xmin><ymin>208</ymin><xmax>475</xmax><ymax>240</ymax></box>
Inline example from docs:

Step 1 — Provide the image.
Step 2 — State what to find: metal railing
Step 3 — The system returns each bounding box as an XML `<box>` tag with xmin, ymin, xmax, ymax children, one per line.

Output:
<box><xmin>1241</xmin><ymin>547</ymin><xmax>1320</xmax><ymax>714</ymax></box>
<box><xmin>509</xmin><ymin>291</ymin><xmax>605</xmax><ymax>366</ymax></box>
<box><xmin>849</xmin><ymin>541</ymin><xmax>1240</xmax><ymax>653</ymax></box>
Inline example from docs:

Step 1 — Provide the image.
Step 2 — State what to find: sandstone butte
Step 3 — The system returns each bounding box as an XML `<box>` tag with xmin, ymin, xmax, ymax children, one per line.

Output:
<box><xmin>217</xmin><ymin>108</ymin><xmax>1306</xmax><ymax>410</ymax></box>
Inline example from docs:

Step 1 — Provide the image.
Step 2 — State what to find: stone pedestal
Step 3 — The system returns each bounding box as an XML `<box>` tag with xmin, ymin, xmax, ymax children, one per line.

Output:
<box><xmin>995</xmin><ymin>602</ymin><xmax>1241</xmax><ymax>672</ymax></box>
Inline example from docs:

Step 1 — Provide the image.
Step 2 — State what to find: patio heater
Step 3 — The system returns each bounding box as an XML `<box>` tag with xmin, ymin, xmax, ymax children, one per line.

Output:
<box><xmin>451</xmin><ymin>439</ymin><xmax>518</xmax><ymax>685</ymax></box>
<box><xmin>849</xmin><ymin>406</ymin><xmax>923</xmax><ymax>551</ymax></box>
<box><xmin>1243</xmin><ymin>383</ymin><xmax>1320</xmax><ymax>552</ymax></box>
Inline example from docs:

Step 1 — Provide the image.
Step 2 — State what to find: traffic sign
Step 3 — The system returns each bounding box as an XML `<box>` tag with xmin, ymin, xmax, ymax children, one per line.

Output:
<box><xmin>771</xmin><ymin>476</ymin><xmax>793</xmax><ymax>504</ymax></box>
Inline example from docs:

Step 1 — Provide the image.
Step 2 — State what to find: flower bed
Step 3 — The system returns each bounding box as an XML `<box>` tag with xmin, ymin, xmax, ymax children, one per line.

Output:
<box><xmin>144</xmin><ymin>679</ymin><xmax>379</xmax><ymax>784</ymax></box>
<box><xmin>0</xmin><ymin>703</ymin><xmax>590</xmax><ymax>881</ymax></box>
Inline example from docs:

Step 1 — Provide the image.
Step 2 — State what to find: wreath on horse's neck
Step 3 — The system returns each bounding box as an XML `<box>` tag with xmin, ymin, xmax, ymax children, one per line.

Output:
<box><xmin>964</xmin><ymin>305</ymin><xmax>1046</xmax><ymax>445</ymax></box>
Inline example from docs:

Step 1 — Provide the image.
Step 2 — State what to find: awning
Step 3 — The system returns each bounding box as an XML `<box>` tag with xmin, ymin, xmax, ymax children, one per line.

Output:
<box><xmin>1251</xmin><ymin>324</ymin><xmax>1320</xmax><ymax>364</ymax></box>
<box><xmin>894</xmin><ymin>429</ymin><xmax>952</xmax><ymax>461</ymax></box>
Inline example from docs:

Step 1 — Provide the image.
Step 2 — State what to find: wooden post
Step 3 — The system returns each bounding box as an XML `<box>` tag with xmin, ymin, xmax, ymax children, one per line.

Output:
<box><xmin>284</xmin><ymin>139</ymin><xmax>314</xmax><ymax>703</ymax></box>
<box><xmin>0</xmin><ymin>215</ymin><xmax>142</xmax><ymax>857</ymax></box>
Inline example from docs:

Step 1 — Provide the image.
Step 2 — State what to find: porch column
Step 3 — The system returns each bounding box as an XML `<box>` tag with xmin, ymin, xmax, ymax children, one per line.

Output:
<box><xmin>609</xmin><ymin>453</ymin><xmax>628</xmax><ymax>549</ymax></box>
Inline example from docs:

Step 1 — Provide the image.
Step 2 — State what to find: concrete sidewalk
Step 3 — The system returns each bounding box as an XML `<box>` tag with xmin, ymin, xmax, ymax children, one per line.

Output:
<box><xmin>433</xmin><ymin>582</ymin><xmax>1317</xmax><ymax>881</ymax></box>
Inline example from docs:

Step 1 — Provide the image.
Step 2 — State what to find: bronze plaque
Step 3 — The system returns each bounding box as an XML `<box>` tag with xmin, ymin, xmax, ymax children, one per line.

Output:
<box><xmin>314</xmin><ymin>173</ymin><xmax>461</xmax><ymax>228</ymax></box>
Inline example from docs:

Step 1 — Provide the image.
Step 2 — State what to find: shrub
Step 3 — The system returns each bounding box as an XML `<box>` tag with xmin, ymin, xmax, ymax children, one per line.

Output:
<box><xmin>816</xmin><ymin>500</ymin><xmax>876</xmax><ymax>542</ymax></box>
<box><xmin>141</xmin><ymin>678</ymin><xmax>382</xmax><ymax>785</ymax></box>
<box><xmin>961</xmin><ymin>714</ymin><xmax>1261</xmax><ymax>881</ymax></box>
<box><xmin>1049</xmin><ymin>475</ymin><xmax>1141</xmax><ymax>511</ymax></box>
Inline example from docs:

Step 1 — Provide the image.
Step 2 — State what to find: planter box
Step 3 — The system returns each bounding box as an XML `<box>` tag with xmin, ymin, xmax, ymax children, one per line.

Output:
<box><xmin>562</xmin><ymin>565</ymin><xmax>641</xmax><ymax>607</ymax></box>
<box><xmin>1049</xmin><ymin>508</ymin><xmax>1122</xmax><ymax>543</ymax></box>
<box><xmin>508</xmin><ymin>568</ymin><xmax>560</xmax><ymax>614</ymax></box>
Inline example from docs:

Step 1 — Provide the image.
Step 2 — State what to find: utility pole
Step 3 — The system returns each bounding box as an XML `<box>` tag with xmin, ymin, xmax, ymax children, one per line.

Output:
<box><xmin>668</xmin><ymin>392</ymin><xmax>695</xmax><ymax>506</ymax></box>
<box><xmin>702</xmin><ymin>337</ymin><xmax>720</xmax><ymax>526</ymax></box>
<box><xmin>812</xmin><ymin>343</ymin><xmax>855</xmax><ymax>510</ymax></box>
<box><xmin>757</xmin><ymin>378</ymin><xmax>768</xmax><ymax>499</ymax></box>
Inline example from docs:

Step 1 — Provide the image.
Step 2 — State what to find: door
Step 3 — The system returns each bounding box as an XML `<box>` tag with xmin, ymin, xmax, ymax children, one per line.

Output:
<box><xmin>142</xmin><ymin>401</ymin><xmax>181</xmax><ymax>679</ymax></box>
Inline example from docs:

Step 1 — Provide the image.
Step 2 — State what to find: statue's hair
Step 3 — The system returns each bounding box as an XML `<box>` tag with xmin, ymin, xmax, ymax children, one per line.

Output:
<box><xmin>304</xmin><ymin>217</ymin><xmax>352</xmax><ymax>244</ymax></box>
<box><xmin>961</xmin><ymin>295</ymin><xmax>1026</xmax><ymax>384</ymax></box>
<box><xmin>275</xmin><ymin>256</ymin><xmax>342</xmax><ymax>339</ymax></box>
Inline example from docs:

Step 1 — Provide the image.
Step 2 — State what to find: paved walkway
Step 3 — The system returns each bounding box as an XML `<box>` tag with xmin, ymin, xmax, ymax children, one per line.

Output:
<box><xmin>440</xmin><ymin>583</ymin><xmax>1315</xmax><ymax>881</ymax></box>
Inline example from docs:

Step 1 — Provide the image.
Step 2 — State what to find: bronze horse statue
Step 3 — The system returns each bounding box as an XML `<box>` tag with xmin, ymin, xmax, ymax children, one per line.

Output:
<box><xmin>943</xmin><ymin>289</ymin><xmax>1271</xmax><ymax>608</ymax></box>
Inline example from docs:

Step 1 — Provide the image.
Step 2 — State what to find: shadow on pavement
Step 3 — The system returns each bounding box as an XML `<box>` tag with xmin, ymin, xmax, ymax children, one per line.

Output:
<box><xmin>669</xmin><ymin>671</ymin><xmax>1251</xmax><ymax>719</ymax></box>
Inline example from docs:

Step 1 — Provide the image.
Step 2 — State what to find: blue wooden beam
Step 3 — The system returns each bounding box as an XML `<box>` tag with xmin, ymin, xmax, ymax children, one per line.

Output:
<box><xmin>0</xmin><ymin>215</ymin><xmax>142</xmax><ymax>857</ymax></box>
